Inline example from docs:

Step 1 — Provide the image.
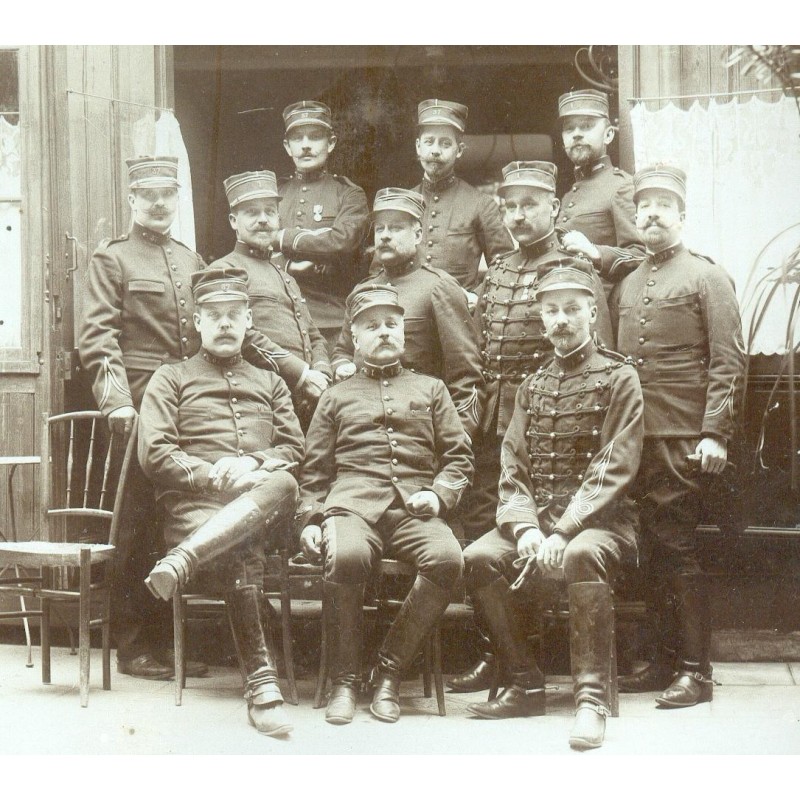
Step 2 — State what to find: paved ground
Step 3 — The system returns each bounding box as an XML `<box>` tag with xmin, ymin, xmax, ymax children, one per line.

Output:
<box><xmin>1</xmin><ymin>643</ymin><xmax>799</xmax><ymax>758</ymax></box>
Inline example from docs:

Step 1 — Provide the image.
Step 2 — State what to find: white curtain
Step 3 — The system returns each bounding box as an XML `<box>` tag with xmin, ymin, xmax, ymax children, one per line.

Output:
<box><xmin>630</xmin><ymin>95</ymin><xmax>800</xmax><ymax>355</ymax></box>
<box><xmin>0</xmin><ymin>115</ymin><xmax>22</xmax><ymax>349</ymax></box>
<box><xmin>133</xmin><ymin>110</ymin><xmax>196</xmax><ymax>251</ymax></box>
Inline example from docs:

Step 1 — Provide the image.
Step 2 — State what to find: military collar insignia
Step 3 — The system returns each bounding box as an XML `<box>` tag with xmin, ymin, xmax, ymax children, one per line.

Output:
<box><xmin>133</xmin><ymin>222</ymin><xmax>171</xmax><ymax>246</ymax></box>
<box><xmin>574</xmin><ymin>154</ymin><xmax>612</xmax><ymax>182</ymax></box>
<box><xmin>201</xmin><ymin>349</ymin><xmax>243</xmax><ymax>368</ymax></box>
<box><xmin>422</xmin><ymin>174</ymin><xmax>456</xmax><ymax>192</ymax></box>
<box><xmin>361</xmin><ymin>360</ymin><xmax>403</xmax><ymax>379</ymax></box>
<box><xmin>520</xmin><ymin>230</ymin><xmax>559</xmax><ymax>261</ymax></box>
<box><xmin>647</xmin><ymin>242</ymin><xmax>685</xmax><ymax>265</ymax></box>
<box><xmin>234</xmin><ymin>240</ymin><xmax>272</xmax><ymax>261</ymax></box>
<box><xmin>384</xmin><ymin>260</ymin><xmax>418</xmax><ymax>279</ymax></box>
<box><xmin>294</xmin><ymin>169</ymin><xmax>327</xmax><ymax>182</ymax></box>
<box><xmin>553</xmin><ymin>337</ymin><xmax>595</xmax><ymax>371</ymax></box>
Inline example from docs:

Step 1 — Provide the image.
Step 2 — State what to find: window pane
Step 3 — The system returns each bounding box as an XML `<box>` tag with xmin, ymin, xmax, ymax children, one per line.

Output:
<box><xmin>0</xmin><ymin>49</ymin><xmax>21</xmax><ymax>350</ymax></box>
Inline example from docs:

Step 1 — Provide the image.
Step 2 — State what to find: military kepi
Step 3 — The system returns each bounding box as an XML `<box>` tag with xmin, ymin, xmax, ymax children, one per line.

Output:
<box><xmin>373</xmin><ymin>188</ymin><xmax>425</xmax><ymax>220</ymax></box>
<box><xmin>127</xmin><ymin>156</ymin><xmax>179</xmax><ymax>189</ymax></box>
<box><xmin>283</xmin><ymin>100</ymin><xmax>333</xmax><ymax>133</ymax></box>
<box><xmin>224</xmin><ymin>171</ymin><xmax>281</xmax><ymax>207</ymax></box>
<box><xmin>633</xmin><ymin>163</ymin><xmax>687</xmax><ymax>204</ymax></box>
<box><xmin>347</xmin><ymin>283</ymin><xmax>405</xmax><ymax>321</ymax></box>
<box><xmin>417</xmin><ymin>99</ymin><xmax>468</xmax><ymax>132</ymax></box>
<box><xmin>498</xmin><ymin>161</ymin><xmax>557</xmax><ymax>194</ymax></box>
<box><xmin>558</xmin><ymin>89</ymin><xmax>609</xmax><ymax>119</ymax></box>
<box><xmin>192</xmin><ymin>267</ymin><xmax>250</xmax><ymax>304</ymax></box>
<box><xmin>535</xmin><ymin>256</ymin><xmax>596</xmax><ymax>298</ymax></box>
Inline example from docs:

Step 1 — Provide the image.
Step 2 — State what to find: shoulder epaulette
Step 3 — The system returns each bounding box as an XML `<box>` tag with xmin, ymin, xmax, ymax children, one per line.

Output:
<box><xmin>103</xmin><ymin>234</ymin><xmax>129</xmax><ymax>248</ymax></box>
<box><xmin>491</xmin><ymin>248</ymin><xmax>518</xmax><ymax>265</ymax></box>
<box><xmin>332</xmin><ymin>174</ymin><xmax>359</xmax><ymax>189</ymax></box>
<box><xmin>688</xmin><ymin>249</ymin><xmax>716</xmax><ymax>265</ymax></box>
<box><xmin>596</xmin><ymin>343</ymin><xmax>632</xmax><ymax>364</ymax></box>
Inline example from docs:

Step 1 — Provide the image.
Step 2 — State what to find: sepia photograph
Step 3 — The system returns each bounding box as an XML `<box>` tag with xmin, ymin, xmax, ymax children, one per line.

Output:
<box><xmin>0</xmin><ymin>7</ymin><xmax>798</xmax><ymax>787</ymax></box>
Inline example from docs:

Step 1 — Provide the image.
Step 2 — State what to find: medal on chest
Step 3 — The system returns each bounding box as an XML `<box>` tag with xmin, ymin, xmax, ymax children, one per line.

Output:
<box><xmin>313</xmin><ymin>204</ymin><xmax>323</xmax><ymax>222</ymax></box>
<box><xmin>520</xmin><ymin>273</ymin><xmax>536</xmax><ymax>302</ymax></box>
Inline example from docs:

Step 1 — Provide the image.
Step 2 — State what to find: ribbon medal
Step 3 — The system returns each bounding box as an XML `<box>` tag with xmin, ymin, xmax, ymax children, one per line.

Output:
<box><xmin>313</xmin><ymin>204</ymin><xmax>324</xmax><ymax>223</ymax></box>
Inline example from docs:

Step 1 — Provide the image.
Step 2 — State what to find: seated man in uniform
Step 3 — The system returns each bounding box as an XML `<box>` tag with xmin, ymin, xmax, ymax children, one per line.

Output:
<box><xmin>138</xmin><ymin>266</ymin><xmax>304</xmax><ymax>738</ymax></box>
<box><xmin>298</xmin><ymin>284</ymin><xmax>473</xmax><ymax>726</ymax></box>
<box><xmin>462</xmin><ymin>255</ymin><xmax>644</xmax><ymax>750</ymax></box>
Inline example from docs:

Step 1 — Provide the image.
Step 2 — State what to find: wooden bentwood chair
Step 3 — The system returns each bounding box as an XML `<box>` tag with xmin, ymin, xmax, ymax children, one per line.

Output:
<box><xmin>0</xmin><ymin>411</ymin><xmax>138</xmax><ymax>707</ymax></box>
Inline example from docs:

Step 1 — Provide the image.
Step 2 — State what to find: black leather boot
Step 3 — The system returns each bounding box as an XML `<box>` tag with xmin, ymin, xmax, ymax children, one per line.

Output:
<box><xmin>226</xmin><ymin>584</ymin><xmax>292</xmax><ymax>737</ymax></box>
<box><xmin>369</xmin><ymin>575</ymin><xmax>451</xmax><ymax>723</ymax></box>
<box><xmin>656</xmin><ymin>573</ymin><xmax>713</xmax><ymax>709</ymax></box>
<box><xmin>447</xmin><ymin>611</ymin><xmax>499</xmax><ymax>692</ymax></box>
<box><xmin>466</xmin><ymin>577</ymin><xmax>545</xmax><ymax>719</ymax></box>
<box><xmin>145</xmin><ymin>481</ymin><xmax>296</xmax><ymax>601</ymax></box>
<box><xmin>618</xmin><ymin>578</ymin><xmax>677</xmax><ymax>693</ymax></box>
<box><xmin>323</xmin><ymin>580</ymin><xmax>365</xmax><ymax>725</ymax></box>
<box><xmin>568</xmin><ymin>581</ymin><xmax>615</xmax><ymax>750</ymax></box>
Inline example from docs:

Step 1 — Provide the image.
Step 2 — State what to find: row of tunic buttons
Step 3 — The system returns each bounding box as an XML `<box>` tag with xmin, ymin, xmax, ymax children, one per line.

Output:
<box><xmin>227</xmin><ymin>370</ymin><xmax>245</xmax><ymax>453</ymax></box>
<box><xmin>384</xmin><ymin>379</ymin><xmax>401</xmax><ymax>481</ymax></box>
<box><xmin>423</xmin><ymin>202</ymin><xmax>439</xmax><ymax>261</ymax></box>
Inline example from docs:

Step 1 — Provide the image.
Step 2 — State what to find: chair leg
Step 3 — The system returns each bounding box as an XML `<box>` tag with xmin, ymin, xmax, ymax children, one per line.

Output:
<box><xmin>609</xmin><ymin>604</ymin><xmax>619</xmax><ymax>718</ymax></box>
<box><xmin>41</xmin><ymin>599</ymin><xmax>51</xmax><ymax>684</ymax></box>
<box><xmin>280</xmin><ymin>588</ymin><xmax>299</xmax><ymax>705</ymax></box>
<box><xmin>313</xmin><ymin>607</ymin><xmax>329</xmax><ymax>709</ymax></box>
<box><xmin>79</xmin><ymin>547</ymin><xmax>91</xmax><ymax>708</ymax></box>
<box><xmin>173</xmin><ymin>592</ymin><xmax>185</xmax><ymax>706</ymax></box>
<box><xmin>433</xmin><ymin>625</ymin><xmax>446</xmax><ymax>717</ymax></box>
<box><xmin>102</xmin><ymin>583</ymin><xmax>111</xmax><ymax>691</ymax></box>
<box><xmin>15</xmin><ymin>565</ymin><xmax>34</xmax><ymax>668</ymax></box>
<box><xmin>422</xmin><ymin>637</ymin><xmax>432</xmax><ymax>699</ymax></box>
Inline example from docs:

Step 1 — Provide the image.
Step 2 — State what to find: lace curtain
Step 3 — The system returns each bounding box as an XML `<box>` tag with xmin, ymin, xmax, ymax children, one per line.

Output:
<box><xmin>630</xmin><ymin>95</ymin><xmax>800</xmax><ymax>355</ymax></box>
<box><xmin>0</xmin><ymin>115</ymin><xmax>21</xmax><ymax>349</ymax></box>
<box><xmin>133</xmin><ymin>110</ymin><xmax>196</xmax><ymax>250</ymax></box>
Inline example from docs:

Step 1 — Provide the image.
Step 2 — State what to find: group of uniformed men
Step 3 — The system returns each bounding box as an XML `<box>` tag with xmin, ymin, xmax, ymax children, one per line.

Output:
<box><xmin>78</xmin><ymin>88</ymin><xmax>745</xmax><ymax>750</ymax></box>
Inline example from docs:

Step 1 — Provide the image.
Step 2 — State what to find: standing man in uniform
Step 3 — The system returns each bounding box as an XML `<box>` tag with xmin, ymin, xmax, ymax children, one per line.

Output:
<box><xmin>462</xmin><ymin>255</ymin><xmax>644</xmax><ymax>750</ymax></box>
<box><xmin>271</xmin><ymin>101</ymin><xmax>370</xmax><ymax>348</ymax></box>
<box><xmin>210</xmin><ymin>169</ymin><xmax>331</xmax><ymax>427</ymax></box>
<box><xmin>556</xmin><ymin>89</ymin><xmax>644</xmax><ymax>290</ymax></box>
<box><xmin>449</xmin><ymin>161</ymin><xmax>614</xmax><ymax>693</ymax></box>
<box><xmin>612</xmin><ymin>164</ymin><xmax>745</xmax><ymax>708</ymax></box>
<box><xmin>331</xmin><ymin>187</ymin><xmax>484</xmax><ymax>440</ymax></box>
<box><xmin>79</xmin><ymin>156</ymin><xmax>310</xmax><ymax>679</ymax></box>
<box><xmin>139</xmin><ymin>266</ymin><xmax>303</xmax><ymax>737</ymax></box>
<box><xmin>297</xmin><ymin>285</ymin><xmax>473</xmax><ymax>726</ymax></box>
<box><xmin>413</xmin><ymin>99</ymin><xmax>513</xmax><ymax>309</ymax></box>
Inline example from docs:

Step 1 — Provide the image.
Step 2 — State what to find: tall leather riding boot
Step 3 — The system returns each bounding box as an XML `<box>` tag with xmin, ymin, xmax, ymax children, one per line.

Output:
<box><xmin>618</xmin><ymin>577</ymin><xmax>677</xmax><ymax>693</ymax></box>
<box><xmin>323</xmin><ymin>580</ymin><xmax>365</xmax><ymax>725</ymax></box>
<box><xmin>145</xmin><ymin>493</ymin><xmax>289</xmax><ymax>601</ymax></box>
<box><xmin>656</xmin><ymin>572</ymin><xmax>713</xmax><ymax>708</ymax></box>
<box><xmin>568</xmin><ymin>581</ymin><xmax>614</xmax><ymax>750</ymax></box>
<box><xmin>466</xmin><ymin>576</ymin><xmax>545</xmax><ymax>720</ymax></box>
<box><xmin>370</xmin><ymin>574</ymin><xmax>451</xmax><ymax>723</ymax></box>
<box><xmin>447</xmin><ymin>609</ymin><xmax>499</xmax><ymax>693</ymax></box>
<box><xmin>226</xmin><ymin>584</ymin><xmax>292</xmax><ymax>737</ymax></box>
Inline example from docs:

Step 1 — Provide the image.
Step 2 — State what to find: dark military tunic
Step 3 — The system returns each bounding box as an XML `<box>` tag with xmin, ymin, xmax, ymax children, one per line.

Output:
<box><xmin>330</xmin><ymin>262</ymin><xmax>485</xmax><ymax>439</ymax></box>
<box><xmin>277</xmin><ymin>170</ymin><xmax>370</xmax><ymax>330</ymax></box>
<box><xmin>298</xmin><ymin>362</ymin><xmax>473</xmax><ymax>587</ymax></box>
<box><xmin>558</xmin><ymin>156</ymin><xmax>645</xmax><ymax>282</ymax></box>
<box><xmin>476</xmin><ymin>230</ymin><xmax>614</xmax><ymax>437</ymax></box>
<box><xmin>414</xmin><ymin>175</ymin><xmax>513</xmax><ymax>291</ymax></box>
<box><xmin>78</xmin><ymin>223</ymin><xmax>308</xmax><ymax>414</ymax></box>
<box><xmin>138</xmin><ymin>350</ymin><xmax>304</xmax><ymax>546</ymax></box>
<box><xmin>495</xmin><ymin>339</ymin><xmax>643</xmax><ymax>551</ymax></box>
<box><xmin>613</xmin><ymin>242</ymin><xmax>744</xmax><ymax>440</ymax></box>
<box><xmin>299</xmin><ymin>363</ymin><xmax>473</xmax><ymax>525</ymax></box>
<box><xmin>209</xmin><ymin>242</ymin><xmax>331</xmax><ymax>379</ymax></box>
